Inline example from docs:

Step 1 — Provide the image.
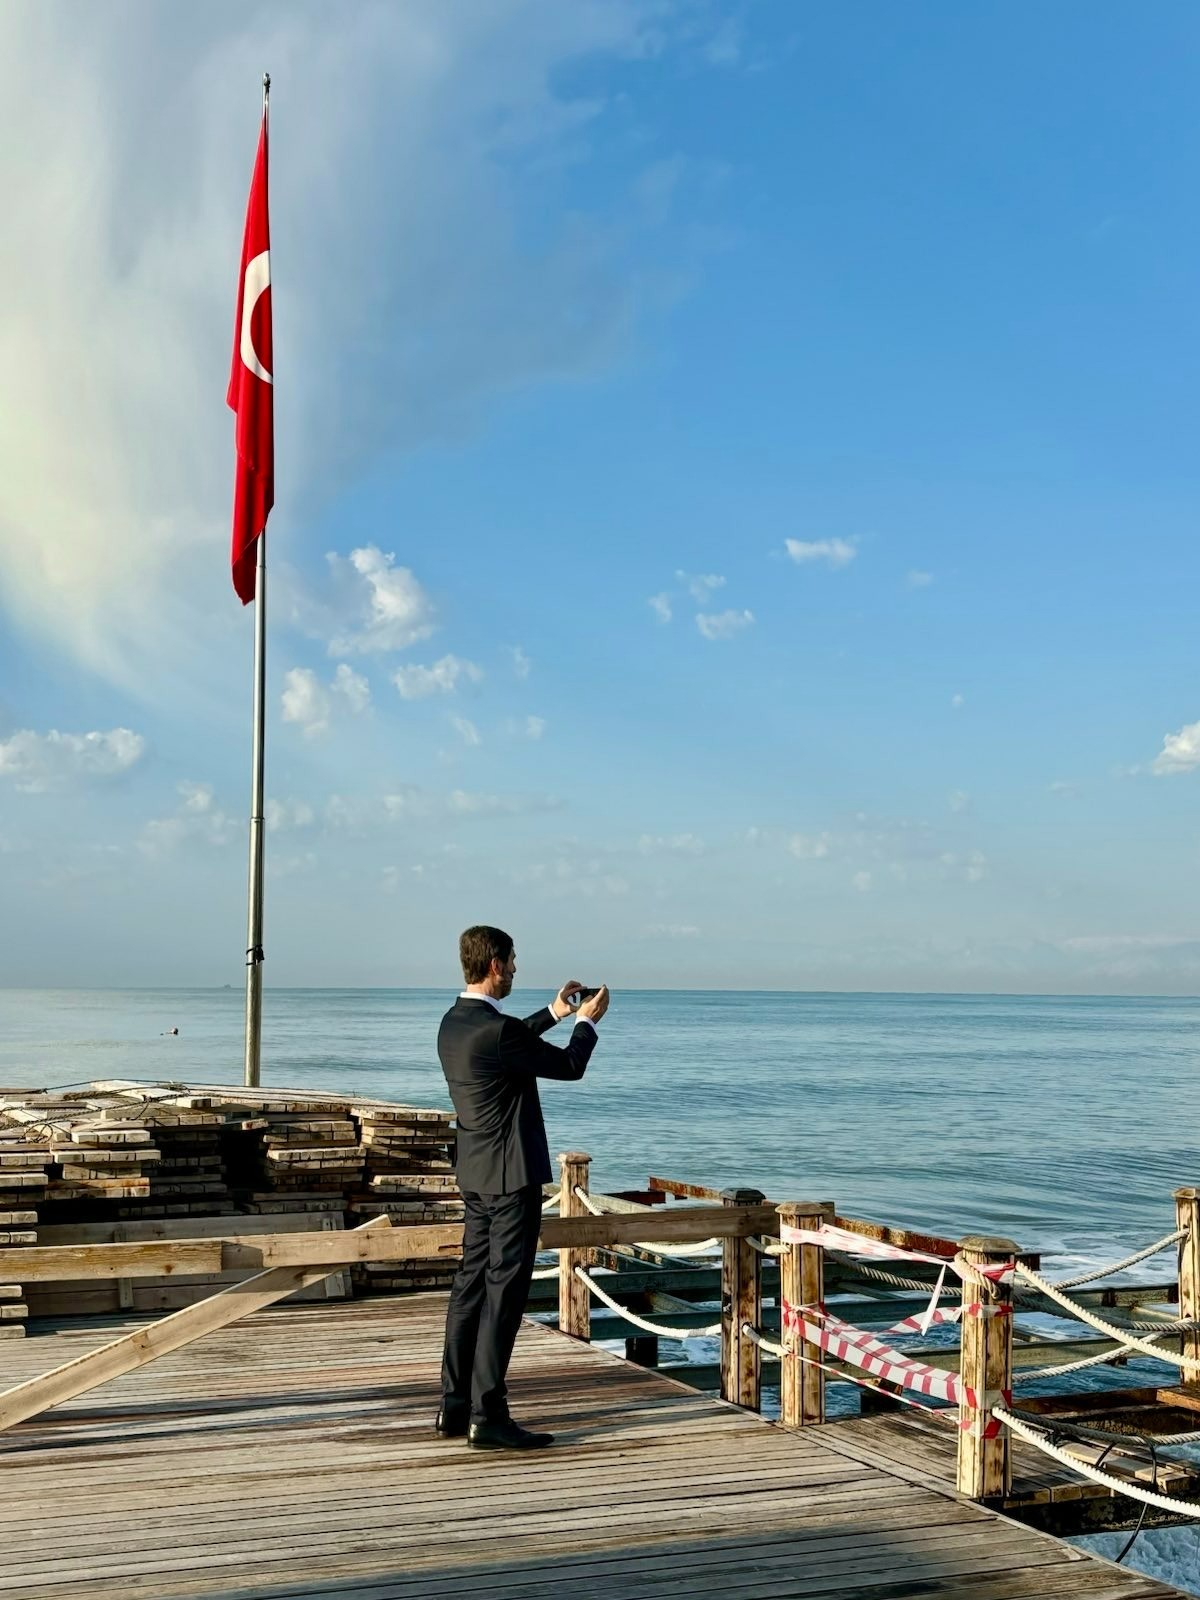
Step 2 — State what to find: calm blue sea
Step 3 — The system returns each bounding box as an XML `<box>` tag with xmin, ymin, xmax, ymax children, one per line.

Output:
<box><xmin>1</xmin><ymin>986</ymin><xmax>1194</xmax><ymax>1257</ymax></box>
<box><xmin>3</xmin><ymin>987</ymin><xmax>1199</xmax><ymax>1587</ymax></box>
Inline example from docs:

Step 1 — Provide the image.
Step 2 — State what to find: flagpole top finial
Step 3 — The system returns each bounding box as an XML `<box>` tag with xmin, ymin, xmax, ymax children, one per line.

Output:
<box><xmin>262</xmin><ymin>71</ymin><xmax>271</xmax><ymax>95</ymax></box>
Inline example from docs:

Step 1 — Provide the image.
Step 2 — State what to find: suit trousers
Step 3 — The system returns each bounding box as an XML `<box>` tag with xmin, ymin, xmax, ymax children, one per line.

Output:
<box><xmin>440</xmin><ymin>1183</ymin><xmax>543</xmax><ymax>1423</ymax></box>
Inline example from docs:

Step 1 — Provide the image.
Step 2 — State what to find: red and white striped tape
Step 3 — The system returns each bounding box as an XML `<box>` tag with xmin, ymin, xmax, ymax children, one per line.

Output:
<box><xmin>782</xmin><ymin>1300</ymin><xmax>963</xmax><ymax>1406</ymax></box>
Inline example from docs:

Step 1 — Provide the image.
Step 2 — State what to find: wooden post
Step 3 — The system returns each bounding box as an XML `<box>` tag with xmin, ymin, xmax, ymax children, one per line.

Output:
<box><xmin>720</xmin><ymin>1187</ymin><xmax>763</xmax><ymax>1410</ymax></box>
<box><xmin>557</xmin><ymin>1151</ymin><xmax>592</xmax><ymax>1342</ymax></box>
<box><xmin>956</xmin><ymin>1233</ymin><xmax>1017</xmax><ymax>1502</ymax></box>
<box><xmin>778</xmin><ymin>1202</ymin><xmax>826</xmax><ymax>1428</ymax></box>
<box><xmin>1174</xmin><ymin>1187</ymin><xmax>1200</xmax><ymax>1385</ymax></box>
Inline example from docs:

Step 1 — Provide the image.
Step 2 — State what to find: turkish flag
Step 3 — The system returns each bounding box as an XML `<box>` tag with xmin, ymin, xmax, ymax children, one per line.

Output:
<box><xmin>227</xmin><ymin>116</ymin><xmax>273</xmax><ymax>604</ymax></box>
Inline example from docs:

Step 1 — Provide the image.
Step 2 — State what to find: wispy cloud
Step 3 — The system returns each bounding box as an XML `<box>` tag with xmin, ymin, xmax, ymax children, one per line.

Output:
<box><xmin>638</xmin><ymin>832</ymin><xmax>705</xmax><ymax>855</ymax></box>
<box><xmin>140</xmin><ymin>781</ymin><xmax>235</xmax><ymax>856</ymax></box>
<box><xmin>451</xmin><ymin>715</ymin><xmax>481</xmax><ymax>747</ymax></box>
<box><xmin>524</xmin><ymin>715</ymin><xmax>546</xmax><ymax>741</ymax></box>
<box><xmin>648</xmin><ymin>592</ymin><xmax>673</xmax><ymax>624</ymax></box>
<box><xmin>784</xmin><ymin>537</ymin><xmax>857</xmax><ymax>569</ymax></box>
<box><xmin>676</xmin><ymin>570</ymin><xmax>726</xmax><ymax>603</ymax></box>
<box><xmin>281</xmin><ymin>668</ymin><xmax>331</xmax><ymax>738</ymax></box>
<box><xmin>1152</xmin><ymin>719</ymin><xmax>1200</xmax><ymax>776</ymax></box>
<box><xmin>696</xmin><ymin>608</ymin><xmax>754</xmax><ymax>641</ymax></box>
<box><xmin>0</xmin><ymin>727</ymin><xmax>145</xmax><ymax>792</ymax></box>
<box><xmin>906</xmin><ymin>569</ymin><xmax>934</xmax><ymax>588</ymax></box>
<box><xmin>393</xmin><ymin>654</ymin><xmax>484</xmax><ymax>700</ymax></box>
<box><xmin>511</xmin><ymin>646</ymin><xmax>532</xmax><ymax>681</ymax></box>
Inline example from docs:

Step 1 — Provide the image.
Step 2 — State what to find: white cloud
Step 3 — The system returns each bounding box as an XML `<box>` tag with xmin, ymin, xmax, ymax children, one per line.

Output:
<box><xmin>524</xmin><ymin>715</ymin><xmax>546</xmax><ymax>740</ymax></box>
<box><xmin>393</xmin><ymin>653</ymin><xmax>484</xmax><ymax>700</ymax></box>
<box><xmin>940</xmin><ymin>850</ymin><xmax>989</xmax><ymax>883</ymax></box>
<box><xmin>906</xmin><ymin>570</ymin><xmax>934</xmax><ymax>588</ymax></box>
<box><xmin>327</xmin><ymin>547</ymin><xmax>437</xmax><ymax>657</ymax></box>
<box><xmin>852</xmin><ymin>870</ymin><xmax>872</xmax><ymax>892</ymax></box>
<box><xmin>648</xmin><ymin>592</ymin><xmax>673</xmax><ymax>624</ymax></box>
<box><xmin>787</xmin><ymin>832</ymin><xmax>831</xmax><ymax>861</ymax></box>
<box><xmin>696</xmin><ymin>608</ymin><xmax>754</xmax><ymax>641</ymax></box>
<box><xmin>511</xmin><ymin>646</ymin><xmax>532</xmax><ymax>681</ymax></box>
<box><xmin>638</xmin><ymin>832</ymin><xmax>705</xmax><ymax>855</ymax></box>
<box><xmin>645</xmin><ymin>922</ymin><xmax>701</xmax><ymax>938</ymax></box>
<box><xmin>140</xmin><ymin>781</ymin><xmax>235</xmax><ymax>856</ymax></box>
<box><xmin>179</xmin><ymin>781</ymin><xmax>215</xmax><ymax>814</ymax></box>
<box><xmin>948</xmin><ymin>789</ymin><xmax>970</xmax><ymax>814</ymax></box>
<box><xmin>1153</xmin><ymin>719</ymin><xmax>1200</xmax><ymax>776</ymax></box>
<box><xmin>951</xmin><ymin>693</ymin><xmax>965</xmax><ymax>710</ymax></box>
<box><xmin>0</xmin><ymin>3</ymin><xmax>680</xmax><ymax>689</ymax></box>
<box><xmin>265</xmin><ymin>798</ymin><xmax>316</xmax><ymax>832</ymax></box>
<box><xmin>280</xmin><ymin>668</ymin><xmax>331</xmax><ymax>738</ymax></box>
<box><xmin>0</xmin><ymin>727</ymin><xmax>145</xmax><ymax>792</ymax></box>
<box><xmin>451</xmin><ymin>715</ymin><xmax>481</xmax><ymax>747</ymax></box>
<box><xmin>676</xmin><ymin>570</ymin><xmax>725</xmax><ymax>604</ymax></box>
<box><xmin>331</xmin><ymin>663</ymin><xmax>370</xmax><ymax>715</ymax></box>
<box><xmin>281</xmin><ymin>663</ymin><xmax>369</xmax><ymax>737</ymax></box>
<box><xmin>784</xmin><ymin>538</ymin><xmax>857</xmax><ymax>569</ymax></box>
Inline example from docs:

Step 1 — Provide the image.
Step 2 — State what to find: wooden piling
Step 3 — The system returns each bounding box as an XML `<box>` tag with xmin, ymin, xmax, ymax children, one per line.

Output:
<box><xmin>557</xmin><ymin>1151</ymin><xmax>592</xmax><ymax>1341</ymax></box>
<box><xmin>1174</xmin><ymin>1187</ymin><xmax>1200</xmax><ymax>1384</ymax></box>
<box><xmin>720</xmin><ymin>1187</ymin><xmax>764</xmax><ymax>1410</ymax></box>
<box><xmin>956</xmin><ymin>1233</ymin><xmax>1018</xmax><ymax>1502</ymax></box>
<box><xmin>778</xmin><ymin>1202</ymin><xmax>826</xmax><ymax>1428</ymax></box>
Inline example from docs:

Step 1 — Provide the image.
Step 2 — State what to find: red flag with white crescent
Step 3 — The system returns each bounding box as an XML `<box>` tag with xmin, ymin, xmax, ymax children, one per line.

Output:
<box><xmin>227</xmin><ymin>116</ymin><xmax>273</xmax><ymax>605</ymax></box>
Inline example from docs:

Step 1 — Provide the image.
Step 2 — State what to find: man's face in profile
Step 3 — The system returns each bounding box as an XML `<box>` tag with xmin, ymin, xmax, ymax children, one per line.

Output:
<box><xmin>495</xmin><ymin>949</ymin><xmax>516</xmax><ymax>1000</ymax></box>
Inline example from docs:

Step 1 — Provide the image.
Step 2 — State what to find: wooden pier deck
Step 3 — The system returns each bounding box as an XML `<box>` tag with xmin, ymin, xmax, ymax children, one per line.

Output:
<box><xmin>0</xmin><ymin>1296</ymin><xmax>1185</xmax><ymax>1600</ymax></box>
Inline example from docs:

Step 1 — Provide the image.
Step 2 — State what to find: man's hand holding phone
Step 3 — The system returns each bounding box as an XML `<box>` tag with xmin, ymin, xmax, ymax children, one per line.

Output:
<box><xmin>576</xmin><ymin>984</ymin><xmax>609</xmax><ymax>1024</ymax></box>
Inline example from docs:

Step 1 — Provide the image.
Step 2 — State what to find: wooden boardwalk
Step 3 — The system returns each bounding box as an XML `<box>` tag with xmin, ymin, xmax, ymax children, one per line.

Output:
<box><xmin>0</xmin><ymin>1296</ymin><xmax>1185</xmax><ymax>1600</ymax></box>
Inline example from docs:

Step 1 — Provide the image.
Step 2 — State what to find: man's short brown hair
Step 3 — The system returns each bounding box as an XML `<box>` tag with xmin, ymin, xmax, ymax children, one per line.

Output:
<box><xmin>459</xmin><ymin>925</ymin><xmax>514</xmax><ymax>985</ymax></box>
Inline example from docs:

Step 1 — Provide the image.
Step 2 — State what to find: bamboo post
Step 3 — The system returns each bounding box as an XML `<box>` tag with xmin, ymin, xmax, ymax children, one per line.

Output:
<box><xmin>778</xmin><ymin>1202</ymin><xmax>826</xmax><ymax>1427</ymax></box>
<box><xmin>720</xmin><ymin>1187</ymin><xmax>763</xmax><ymax>1410</ymax></box>
<box><xmin>557</xmin><ymin>1151</ymin><xmax>592</xmax><ymax>1341</ymax></box>
<box><xmin>956</xmin><ymin>1233</ymin><xmax>1017</xmax><ymax>1502</ymax></box>
<box><xmin>1174</xmin><ymin>1187</ymin><xmax>1200</xmax><ymax>1384</ymax></box>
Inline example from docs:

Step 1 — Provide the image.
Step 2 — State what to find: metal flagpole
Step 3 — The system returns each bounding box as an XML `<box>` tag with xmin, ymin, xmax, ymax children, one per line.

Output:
<box><xmin>243</xmin><ymin>71</ymin><xmax>270</xmax><ymax>1089</ymax></box>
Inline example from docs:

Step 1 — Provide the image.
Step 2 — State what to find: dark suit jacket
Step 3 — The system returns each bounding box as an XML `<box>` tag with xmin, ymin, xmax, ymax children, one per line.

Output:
<box><xmin>438</xmin><ymin>997</ymin><xmax>597</xmax><ymax>1194</ymax></box>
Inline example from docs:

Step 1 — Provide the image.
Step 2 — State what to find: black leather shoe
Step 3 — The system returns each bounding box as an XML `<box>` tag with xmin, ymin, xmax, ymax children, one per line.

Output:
<box><xmin>435</xmin><ymin>1406</ymin><xmax>469</xmax><ymax>1438</ymax></box>
<box><xmin>467</xmin><ymin>1417</ymin><xmax>554</xmax><ymax>1451</ymax></box>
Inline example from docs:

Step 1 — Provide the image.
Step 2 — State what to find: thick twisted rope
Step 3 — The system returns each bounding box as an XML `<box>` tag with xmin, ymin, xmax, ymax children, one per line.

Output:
<box><xmin>1050</xmin><ymin>1228</ymin><xmax>1187</xmax><ymax>1289</ymax></box>
<box><xmin>574</xmin><ymin>1265</ymin><xmax>721</xmax><ymax>1339</ymax></box>
<box><xmin>571</xmin><ymin>1187</ymin><xmax>721</xmax><ymax>1256</ymax></box>
<box><xmin>994</xmin><ymin>1405</ymin><xmax>1200</xmax><ymax>1519</ymax></box>
<box><xmin>1015</xmin><ymin>1337</ymin><xmax>1170</xmax><ymax>1382</ymax></box>
<box><xmin>1014</xmin><ymin>1262</ymin><xmax>1200</xmax><ymax>1374</ymax></box>
<box><xmin>541</xmin><ymin>1189</ymin><xmax>561</xmax><ymax>1212</ymax></box>
<box><xmin>827</xmin><ymin>1252</ymin><xmax>965</xmax><ymax>1299</ymax></box>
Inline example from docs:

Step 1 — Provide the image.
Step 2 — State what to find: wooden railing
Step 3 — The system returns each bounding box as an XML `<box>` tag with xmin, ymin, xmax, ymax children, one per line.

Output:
<box><xmin>0</xmin><ymin>1152</ymin><xmax>1194</xmax><ymax>1512</ymax></box>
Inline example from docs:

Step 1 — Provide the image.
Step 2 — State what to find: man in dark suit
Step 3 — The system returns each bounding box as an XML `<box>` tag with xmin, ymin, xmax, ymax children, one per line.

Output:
<box><xmin>436</xmin><ymin>924</ymin><xmax>609</xmax><ymax>1450</ymax></box>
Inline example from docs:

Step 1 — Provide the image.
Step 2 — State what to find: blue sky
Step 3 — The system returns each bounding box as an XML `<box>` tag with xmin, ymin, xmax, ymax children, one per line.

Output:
<box><xmin>1</xmin><ymin>1</ymin><xmax>1198</xmax><ymax>992</ymax></box>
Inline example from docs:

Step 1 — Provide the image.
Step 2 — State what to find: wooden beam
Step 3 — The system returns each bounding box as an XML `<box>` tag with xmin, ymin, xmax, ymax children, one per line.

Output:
<box><xmin>0</xmin><ymin>1203</ymin><xmax>787</xmax><ymax>1284</ymax></box>
<box><xmin>0</xmin><ymin>1216</ymin><xmax>392</xmax><ymax>1432</ymax></box>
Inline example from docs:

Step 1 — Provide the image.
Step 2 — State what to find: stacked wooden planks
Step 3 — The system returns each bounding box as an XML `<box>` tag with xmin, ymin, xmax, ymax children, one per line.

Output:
<box><xmin>0</xmin><ymin>1132</ymin><xmax>46</xmax><ymax>1338</ymax></box>
<box><xmin>0</xmin><ymin>1080</ymin><xmax>462</xmax><ymax>1316</ymax></box>
<box><xmin>347</xmin><ymin>1104</ymin><xmax>463</xmax><ymax>1293</ymax></box>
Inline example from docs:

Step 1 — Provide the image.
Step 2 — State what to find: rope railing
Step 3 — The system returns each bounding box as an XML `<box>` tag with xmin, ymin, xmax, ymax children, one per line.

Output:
<box><xmin>1049</xmin><ymin>1227</ymin><xmax>1187</xmax><ymax>1290</ymax></box>
<box><xmin>742</xmin><ymin>1323</ymin><xmax>956</xmax><ymax>1423</ymax></box>
<box><xmin>1013</xmin><ymin>1261</ymin><xmax>1200</xmax><ymax>1374</ymax></box>
<box><xmin>571</xmin><ymin>1187</ymin><xmax>722</xmax><ymax>1257</ymax></box>
<box><xmin>541</xmin><ymin>1189</ymin><xmax>562</xmax><ymax>1212</ymax></box>
<box><xmin>994</xmin><ymin>1404</ymin><xmax>1200</xmax><ymax>1520</ymax></box>
<box><xmin>574</xmin><ymin>1265</ymin><xmax>721</xmax><ymax>1340</ymax></box>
